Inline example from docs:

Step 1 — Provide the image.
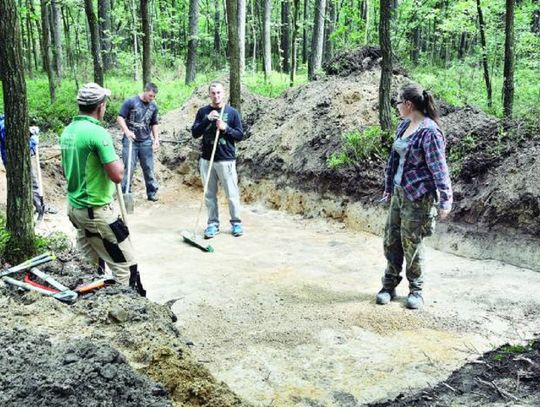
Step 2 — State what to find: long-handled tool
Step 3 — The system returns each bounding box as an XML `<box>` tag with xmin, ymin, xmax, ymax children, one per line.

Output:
<box><xmin>181</xmin><ymin>103</ymin><xmax>227</xmax><ymax>253</ymax></box>
<box><xmin>0</xmin><ymin>252</ymin><xmax>55</xmax><ymax>278</ymax></box>
<box><xmin>33</xmin><ymin>131</ymin><xmax>46</xmax><ymax>221</ymax></box>
<box><xmin>124</xmin><ymin>139</ymin><xmax>135</xmax><ymax>214</ymax></box>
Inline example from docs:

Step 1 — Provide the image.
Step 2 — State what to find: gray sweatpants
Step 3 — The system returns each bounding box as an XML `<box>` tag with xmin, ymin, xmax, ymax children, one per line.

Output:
<box><xmin>199</xmin><ymin>158</ymin><xmax>241</xmax><ymax>226</ymax></box>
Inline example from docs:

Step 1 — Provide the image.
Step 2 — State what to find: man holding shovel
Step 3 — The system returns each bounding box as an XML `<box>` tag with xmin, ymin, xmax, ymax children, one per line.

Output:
<box><xmin>117</xmin><ymin>83</ymin><xmax>160</xmax><ymax>202</ymax></box>
<box><xmin>60</xmin><ymin>83</ymin><xmax>145</xmax><ymax>295</ymax></box>
<box><xmin>191</xmin><ymin>81</ymin><xmax>244</xmax><ymax>239</ymax></box>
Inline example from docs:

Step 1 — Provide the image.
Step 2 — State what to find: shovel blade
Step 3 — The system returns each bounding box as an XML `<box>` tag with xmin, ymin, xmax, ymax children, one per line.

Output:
<box><xmin>123</xmin><ymin>193</ymin><xmax>134</xmax><ymax>214</ymax></box>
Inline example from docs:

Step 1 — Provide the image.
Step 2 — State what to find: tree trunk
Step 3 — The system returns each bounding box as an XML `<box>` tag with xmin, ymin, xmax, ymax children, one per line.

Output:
<box><xmin>26</xmin><ymin>0</ymin><xmax>39</xmax><ymax>71</ymax></box>
<box><xmin>140</xmin><ymin>0</ymin><xmax>151</xmax><ymax>87</ymax></box>
<box><xmin>302</xmin><ymin>0</ymin><xmax>308</xmax><ymax>64</ymax></box>
<box><xmin>281</xmin><ymin>0</ymin><xmax>290</xmax><ymax>73</ymax></box>
<box><xmin>40</xmin><ymin>0</ymin><xmax>56</xmax><ymax>102</ymax></box>
<box><xmin>289</xmin><ymin>0</ymin><xmax>299</xmax><ymax>86</ymax></box>
<box><xmin>238</xmin><ymin>0</ymin><xmax>247</xmax><ymax>73</ymax></box>
<box><xmin>458</xmin><ymin>31</ymin><xmax>468</xmax><ymax>59</ymax></box>
<box><xmin>411</xmin><ymin>26</ymin><xmax>420</xmax><ymax>63</ymax></box>
<box><xmin>532</xmin><ymin>0</ymin><xmax>540</xmax><ymax>33</ymax></box>
<box><xmin>130</xmin><ymin>0</ymin><xmax>140</xmax><ymax>81</ymax></box>
<box><xmin>226</xmin><ymin>0</ymin><xmax>241</xmax><ymax>111</ymax></box>
<box><xmin>308</xmin><ymin>0</ymin><xmax>326</xmax><ymax>80</ymax></box>
<box><xmin>214</xmin><ymin>0</ymin><xmax>221</xmax><ymax>58</ymax></box>
<box><xmin>98</xmin><ymin>0</ymin><xmax>113</xmax><ymax>70</ymax></box>
<box><xmin>263</xmin><ymin>0</ymin><xmax>272</xmax><ymax>79</ymax></box>
<box><xmin>503</xmin><ymin>0</ymin><xmax>515</xmax><ymax>118</ymax></box>
<box><xmin>476</xmin><ymin>0</ymin><xmax>493</xmax><ymax>108</ymax></box>
<box><xmin>364</xmin><ymin>0</ymin><xmax>370</xmax><ymax>44</ymax></box>
<box><xmin>251</xmin><ymin>0</ymin><xmax>257</xmax><ymax>72</ymax></box>
<box><xmin>0</xmin><ymin>0</ymin><xmax>36</xmax><ymax>262</ymax></box>
<box><xmin>378</xmin><ymin>0</ymin><xmax>392</xmax><ymax>131</ymax></box>
<box><xmin>50</xmin><ymin>0</ymin><xmax>63</xmax><ymax>81</ymax></box>
<box><xmin>84</xmin><ymin>0</ymin><xmax>104</xmax><ymax>85</ymax></box>
<box><xmin>323</xmin><ymin>0</ymin><xmax>336</xmax><ymax>63</ymax></box>
<box><xmin>185</xmin><ymin>0</ymin><xmax>199</xmax><ymax>84</ymax></box>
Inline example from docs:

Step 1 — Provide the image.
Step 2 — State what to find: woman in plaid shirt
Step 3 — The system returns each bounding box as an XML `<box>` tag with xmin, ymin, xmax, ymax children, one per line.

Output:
<box><xmin>376</xmin><ymin>83</ymin><xmax>453</xmax><ymax>310</ymax></box>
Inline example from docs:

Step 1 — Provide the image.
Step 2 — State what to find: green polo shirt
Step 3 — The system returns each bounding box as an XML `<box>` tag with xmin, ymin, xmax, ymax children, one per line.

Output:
<box><xmin>60</xmin><ymin>115</ymin><xmax>118</xmax><ymax>208</ymax></box>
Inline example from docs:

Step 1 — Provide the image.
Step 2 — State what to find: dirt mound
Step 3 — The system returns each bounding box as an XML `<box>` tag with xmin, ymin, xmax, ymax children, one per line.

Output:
<box><xmin>369</xmin><ymin>338</ymin><xmax>540</xmax><ymax>406</ymax></box>
<box><xmin>323</xmin><ymin>46</ymin><xmax>408</xmax><ymax>77</ymax></box>
<box><xmin>0</xmin><ymin>257</ymin><xmax>249</xmax><ymax>407</ymax></box>
<box><xmin>0</xmin><ymin>328</ymin><xmax>171</xmax><ymax>407</ymax></box>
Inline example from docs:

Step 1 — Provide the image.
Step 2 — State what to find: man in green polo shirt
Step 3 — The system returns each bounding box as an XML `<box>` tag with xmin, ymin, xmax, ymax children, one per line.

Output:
<box><xmin>60</xmin><ymin>83</ymin><xmax>145</xmax><ymax>296</ymax></box>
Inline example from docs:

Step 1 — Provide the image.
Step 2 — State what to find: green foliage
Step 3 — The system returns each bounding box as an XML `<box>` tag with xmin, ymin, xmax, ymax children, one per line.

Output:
<box><xmin>0</xmin><ymin>72</ymin><xmax>213</xmax><ymax>133</ymax></box>
<box><xmin>35</xmin><ymin>231</ymin><xmax>71</xmax><ymax>254</ymax></box>
<box><xmin>327</xmin><ymin>125</ymin><xmax>393</xmax><ymax>169</ymax></box>
<box><xmin>244</xmin><ymin>71</ymin><xmax>308</xmax><ymax>98</ymax></box>
<box><xmin>492</xmin><ymin>342</ymin><xmax>536</xmax><ymax>361</ymax></box>
<box><xmin>0</xmin><ymin>213</ymin><xmax>11</xmax><ymax>258</ymax></box>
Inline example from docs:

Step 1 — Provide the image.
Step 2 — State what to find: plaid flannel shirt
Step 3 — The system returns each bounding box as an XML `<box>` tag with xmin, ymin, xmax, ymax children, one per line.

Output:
<box><xmin>384</xmin><ymin>118</ymin><xmax>453</xmax><ymax>210</ymax></box>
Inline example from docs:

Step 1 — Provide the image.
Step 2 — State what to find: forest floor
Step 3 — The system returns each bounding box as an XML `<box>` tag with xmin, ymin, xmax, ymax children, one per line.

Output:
<box><xmin>1</xmin><ymin>48</ymin><xmax>540</xmax><ymax>406</ymax></box>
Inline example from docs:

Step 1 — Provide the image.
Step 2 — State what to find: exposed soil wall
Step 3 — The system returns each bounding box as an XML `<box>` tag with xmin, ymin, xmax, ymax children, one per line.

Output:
<box><xmin>159</xmin><ymin>49</ymin><xmax>540</xmax><ymax>271</ymax></box>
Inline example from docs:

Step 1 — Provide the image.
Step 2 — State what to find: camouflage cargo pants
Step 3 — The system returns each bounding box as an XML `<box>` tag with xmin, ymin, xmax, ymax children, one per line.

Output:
<box><xmin>382</xmin><ymin>186</ymin><xmax>438</xmax><ymax>293</ymax></box>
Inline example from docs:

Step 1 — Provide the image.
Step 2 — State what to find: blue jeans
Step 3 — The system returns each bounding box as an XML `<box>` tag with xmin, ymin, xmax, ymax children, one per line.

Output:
<box><xmin>121</xmin><ymin>137</ymin><xmax>158</xmax><ymax>198</ymax></box>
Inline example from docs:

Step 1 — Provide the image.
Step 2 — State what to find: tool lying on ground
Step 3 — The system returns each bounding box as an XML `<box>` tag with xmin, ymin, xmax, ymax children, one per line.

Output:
<box><xmin>181</xmin><ymin>103</ymin><xmax>227</xmax><ymax>253</ymax></box>
<box><xmin>2</xmin><ymin>253</ymin><xmax>116</xmax><ymax>302</ymax></box>
<box><xmin>0</xmin><ymin>252</ymin><xmax>56</xmax><ymax>278</ymax></box>
<box><xmin>124</xmin><ymin>139</ymin><xmax>135</xmax><ymax>214</ymax></box>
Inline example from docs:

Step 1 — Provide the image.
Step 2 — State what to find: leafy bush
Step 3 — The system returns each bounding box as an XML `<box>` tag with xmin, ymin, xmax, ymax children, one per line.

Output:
<box><xmin>327</xmin><ymin>125</ymin><xmax>393</xmax><ymax>169</ymax></box>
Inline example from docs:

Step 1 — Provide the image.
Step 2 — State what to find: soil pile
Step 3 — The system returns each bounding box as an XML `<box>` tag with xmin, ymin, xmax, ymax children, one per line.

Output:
<box><xmin>158</xmin><ymin>47</ymin><xmax>540</xmax><ymax>269</ymax></box>
<box><xmin>369</xmin><ymin>339</ymin><xmax>540</xmax><ymax>406</ymax></box>
<box><xmin>0</xmin><ymin>257</ymin><xmax>248</xmax><ymax>407</ymax></box>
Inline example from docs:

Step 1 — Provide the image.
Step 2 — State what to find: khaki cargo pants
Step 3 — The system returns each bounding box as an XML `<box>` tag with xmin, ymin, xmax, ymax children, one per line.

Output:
<box><xmin>68</xmin><ymin>203</ymin><xmax>135</xmax><ymax>284</ymax></box>
<box><xmin>382</xmin><ymin>186</ymin><xmax>438</xmax><ymax>293</ymax></box>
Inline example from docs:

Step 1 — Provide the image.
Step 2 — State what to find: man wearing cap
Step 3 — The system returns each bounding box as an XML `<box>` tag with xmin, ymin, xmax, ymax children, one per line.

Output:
<box><xmin>117</xmin><ymin>83</ymin><xmax>160</xmax><ymax>202</ymax></box>
<box><xmin>60</xmin><ymin>82</ymin><xmax>145</xmax><ymax>295</ymax></box>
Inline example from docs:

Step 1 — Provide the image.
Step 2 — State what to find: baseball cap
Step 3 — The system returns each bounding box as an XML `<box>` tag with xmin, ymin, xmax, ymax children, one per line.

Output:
<box><xmin>76</xmin><ymin>82</ymin><xmax>111</xmax><ymax>105</ymax></box>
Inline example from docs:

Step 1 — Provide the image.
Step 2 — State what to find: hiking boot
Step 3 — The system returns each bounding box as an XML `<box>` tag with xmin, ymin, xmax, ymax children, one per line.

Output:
<box><xmin>45</xmin><ymin>205</ymin><xmax>58</xmax><ymax>214</ymax></box>
<box><xmin>147</xmin><ymin>195</ymin><xmax>159</xmax><ymax>202</ymax></box>
<box><xmin>406</xmin><ymin>291</ymin><xmax>424</xmax><ymax>310</ymax></box>
<box><xmin>376</xmin><ymin>288</ymin><xmax>396</xmax><ymax>305</ymax></box>
<box><xmin>231</xmin><ymin>223</ymin><xmax>243</xmax><ymax>237</ymax></box>
<box><xmin>204</xmin><ymin>225</ymin><xmax>219</xmax><ymax>239</ymax></box>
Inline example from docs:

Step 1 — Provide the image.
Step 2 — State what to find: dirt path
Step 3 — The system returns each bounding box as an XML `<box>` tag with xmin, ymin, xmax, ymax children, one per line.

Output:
<box><xmin>122</xmin><ymin>184</ymin><xmax>540</xmax><ymax>407</ymax></box>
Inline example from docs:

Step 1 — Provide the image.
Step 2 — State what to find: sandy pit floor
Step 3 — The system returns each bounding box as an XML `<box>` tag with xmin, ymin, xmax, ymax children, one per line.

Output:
<box><xmin>111</xmin><ymin>183</ymin><xmax>540</xmax><ymax>407</ymax></box>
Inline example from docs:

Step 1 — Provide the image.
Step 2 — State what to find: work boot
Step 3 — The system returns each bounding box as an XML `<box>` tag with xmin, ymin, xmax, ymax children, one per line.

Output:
<box><xmin>376</xmin><ymin>287</ymin><xmax>396</xmax><ymax>305</ymax></box>
<box><xmin>406</xmin><ymin>291</ymin><xmax>424</xmax><ymax>310</ymax></box>
<box><xmin>147</xmin><ymin>194</ymin><xmax>159</xmax><ymax>202</ymax></box>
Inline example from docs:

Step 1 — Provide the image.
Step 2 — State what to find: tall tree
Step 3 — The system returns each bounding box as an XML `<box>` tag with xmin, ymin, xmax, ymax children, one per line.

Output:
<box><xmin>40</xmin><ymin>0</ymin><xmax>56</xmax><ymax>102</ymax></box>
<box><xmin>302</xmin><ymin>0</ymin><xmax>308</xmax><ymax>64</ymax></box>
<box><xmin>238</xmin><ymin>0</ymin><xmax>247</xmax><ymax>73</ymax></box>
<box><xmin>379</xmin><ymin>0</ymin><xmax>393</xmax><ymax>131</ymax></box>
<box><xmin>214</xmin><ymin>0</ymin><xmax>221</xmax><ymax>59</ymax></box>
<box><xmin>503</xmin><ymin>0</ymin><xmax>515</xmax><ymax>118</ymax></box>
<box><xmin>50</xmin><ymin>0</ymin><xmax>63</xmax><ymax>80</ymax></box>
<box><xmin>141</xmin><ymin>0</ymin><xmax>152</xmax><ymax>86</ymax></box>
<box><xmin>281</xmin><ymin>0</ymin><xmax>290</xmax><ymax>73</ymax></box>
<box><xmin>476</xmin><ymin>0</ymin><xmax>492</xmax><ymax>109</ymax></box>
<box><xmin>226</xmin><ymin>0</ymin><xmax>241</xmax><ymax>111</ymax></box>
<box><xmin>98</xmin><ymin>0</ymin><xmax>114</xmax><ymax>70</ymax></box>
<box><xmin>532</xmin><ymin>0</ymin><xmax>540</xmax><ymax>33</ymax></box>
<box><xmin>185</xmin><ymin>0</ymin><xmax>199</xmax><ymax>84</ymax></box>
<box><xmin>289</xmin><ymin>0</ymin><xmax>300</xmax><ymax>86</ymax></box>
<box><xmin>0</xmin><ymin>0</ymin><xmax>36</xmax><ymax>261</ymax></box>
<box><xmin>263</xmin><ymin>0</ymin><xmax>272</xmax><ymax>79</ymax></box>
<box><xmin>323</xmin><ymin>0</ymin><xmax>336</xmax><ymax>63</ymax></box>
<box><xmin>84</xmin><ymin>0</ymin><xmax>103</xmax><ymax>85</ymax></box>
<box><xmin>308</xmin><ymin>0</ymin><xmax>326</xmax><ymax>80</ymax></box>
<box><xmin>130</xmin><ymin>0</ymin><xmax>140</xmax><ymax>81</ymax></box>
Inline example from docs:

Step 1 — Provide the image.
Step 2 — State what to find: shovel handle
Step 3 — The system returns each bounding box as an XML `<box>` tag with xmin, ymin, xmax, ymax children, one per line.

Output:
<box><xmin>116</xmin><ymin>183</ymin><xmax>129</xmax><ymax>227</ymax></box>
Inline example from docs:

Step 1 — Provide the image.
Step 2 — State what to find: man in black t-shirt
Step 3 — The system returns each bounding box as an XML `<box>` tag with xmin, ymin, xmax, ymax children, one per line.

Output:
<box><xmin>191</xmin><ymin>81</ymin><xmax>244</xmax><ymax>238</ymax></box>
<box><xmin>117</xmin><ymin>82</ymin><xmax>160</xmax><ymax>201</ymax></box>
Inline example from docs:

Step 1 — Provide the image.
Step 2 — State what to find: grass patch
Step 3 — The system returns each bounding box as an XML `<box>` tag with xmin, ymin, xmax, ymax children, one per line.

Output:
<box><xmin>243</xmin><ymin>70</ymin><xmax>308</xmax><ymax>98</ymax></box>
<box><xmin>327</xmin><ymin>125</ymin><xmax>393</xmax><ymax>169</ymax></box>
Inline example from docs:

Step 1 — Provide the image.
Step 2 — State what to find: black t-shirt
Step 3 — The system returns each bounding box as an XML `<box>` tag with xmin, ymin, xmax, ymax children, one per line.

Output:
<box><xmin>118</xmin><ymin>96</ymin><xmax>159</xmax><ymax>141</ymax></box>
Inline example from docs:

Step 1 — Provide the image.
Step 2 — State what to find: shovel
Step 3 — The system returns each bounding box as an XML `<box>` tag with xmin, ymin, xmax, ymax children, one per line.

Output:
<box><xmin>34</xmin><ymin>141</ymin><xmax>46</xmax><ymax>221</ymax></box>
<box><xmin>123</xmin><ymin>139</ymin><xmax>134</xmax><ymax>214</ymax></box>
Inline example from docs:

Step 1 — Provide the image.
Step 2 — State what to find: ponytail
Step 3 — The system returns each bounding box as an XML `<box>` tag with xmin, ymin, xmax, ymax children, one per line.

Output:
<box><xmin>422</xmin><ymin>90</ymin><xmax>441</xmax><ymax>128</ymax></box>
